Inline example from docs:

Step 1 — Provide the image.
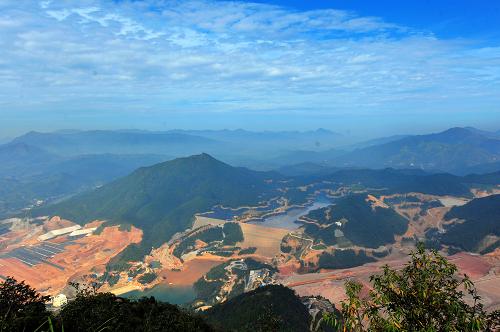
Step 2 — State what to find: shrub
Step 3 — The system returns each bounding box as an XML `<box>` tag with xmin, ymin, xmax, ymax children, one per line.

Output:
<box><xmin>326</xmin><ymin>243</ymin><xmax>500</xmax><ymax>331</ymax></box>
<box><xmin>138</xmin><ymin>272</ymin><xmax>157</xmax><ymax>285</ymax></box>
<box><xmin>0</xmin><ymin>277</ymin><xmax>50</xmax><ymax>332</ymax></box>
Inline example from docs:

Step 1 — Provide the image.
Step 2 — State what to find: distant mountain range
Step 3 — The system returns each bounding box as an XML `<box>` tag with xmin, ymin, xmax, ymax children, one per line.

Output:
<box><xmin>332</xmin><ymin>127</ymin><xmax>500</xmax><ymax>174</ymax></box>
<box><xmin>276</xmin><ymin>127</ymin><xmax>500</xmax><ymax>175</ymax></box>
<box><xmin>4</xmin><ymin>127</ymin><xmax>500</xmax><ymax>174</ymax></box>
<box><xmin>1</xmin><ymin>126</ymin><xmax>500</xmax><ymax>218</ymax></box>
<box><xmin>0</xmin><ymin>142</ymin><xmax>60</xmax><ymax>177</ymax></box>
<box><xmin>11</xmin><ymin>130</ymin><xmax>215</xmax><ymax>156</ymax></box>
<box><xmin>10</xmin><ymin>128</ymin><xmax>344</xmax><ymax>156</ymax></box>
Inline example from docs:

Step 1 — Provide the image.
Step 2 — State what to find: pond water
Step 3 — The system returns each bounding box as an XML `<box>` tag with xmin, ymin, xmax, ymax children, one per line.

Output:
<box><xmin>248</xmin><ymin>194</ymin><xmax>331</xmax><ymax>229</ymax></box>
<box><xmin>198</xmin><ymin>198</ymin><xmax>282</xmax><ymax>220</ymax></box>
<box><xmin>122</xmin><ymin>284</ymin><xmax>195</xmax><ymax>305</ymax></box>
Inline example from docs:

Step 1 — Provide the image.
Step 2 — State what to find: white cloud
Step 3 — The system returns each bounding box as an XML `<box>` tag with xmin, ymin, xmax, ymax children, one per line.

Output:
<box><xmin>0</xmin><ymin>0</ymin><xmax>498</xmax><ymax>123</ymax></box>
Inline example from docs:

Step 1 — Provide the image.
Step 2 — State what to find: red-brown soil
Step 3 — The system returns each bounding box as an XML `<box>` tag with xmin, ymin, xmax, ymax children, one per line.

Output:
<box><xmin>284</xmin><ymin>252</ymin><xmax>500</xmax><ymax>311</ymax></box>
<box><xmin>0</xmin><ymin>223</ymin><xmax>142</xmax><ymax>295</ymax></box>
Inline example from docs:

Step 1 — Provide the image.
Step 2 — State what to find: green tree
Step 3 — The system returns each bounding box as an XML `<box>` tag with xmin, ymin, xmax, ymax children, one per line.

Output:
<box><xmin>57</xmin><ymin>286</ymin><xmax>214</xmax><ymax>332</ymax></box>
<box><xmin>327</xmin><ymin>244</ymin><xmax>499</xmax><ymax>331</ymax></box>
<box><xmin>0</xmin><ymin>277</ymin><xmax>50</xmax><ymax>332</ymax></box>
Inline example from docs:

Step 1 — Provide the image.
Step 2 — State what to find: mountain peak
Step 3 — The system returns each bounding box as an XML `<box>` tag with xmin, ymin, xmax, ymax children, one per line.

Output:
<box><xmin>441</xmin><ymin>127</ymin><xmax>473</xmax><ymax>135</ymax></box>
<box><xmin>0</xmin><ymin>141</ymin><xmax>47</xmax><ymax>154</ymax></box>
<box><xmin>434</xmin><ymin>127</ymin><xmax>480</xmax><ymax>140</ymax></box>
<box><xmin>176</xmin><ymin>153</ymin><xmax>222</xmax><ymax>165</ymax></box>
<box><xmin>37</xmin><ymin>152</ymin><xmax>274</xmax><ymax>249</ymax></box>
<box><xmin>197</xmin><ymin>152</ymin><xmax>216</xmax><ymax>159</ymax></box>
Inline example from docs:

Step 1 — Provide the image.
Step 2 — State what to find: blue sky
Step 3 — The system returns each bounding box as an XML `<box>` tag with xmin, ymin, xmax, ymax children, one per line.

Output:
<box><xmin>1</xmin><ymin>0</ymin><xmax>499</xmax><ymax>138</ymax></box>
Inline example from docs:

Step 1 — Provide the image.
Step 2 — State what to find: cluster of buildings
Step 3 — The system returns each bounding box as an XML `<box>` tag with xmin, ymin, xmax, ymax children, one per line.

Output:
<box><xmin>245</xmin><ymin>268</ymin><xmax>275</xmax><ymax>292</ymax></box>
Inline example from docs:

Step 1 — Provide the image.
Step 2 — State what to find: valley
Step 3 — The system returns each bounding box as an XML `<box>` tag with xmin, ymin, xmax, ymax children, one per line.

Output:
<box><xmin>2</xmin><ymin>153</ymin><xmax>498</xmax><ymax>314</ymax></box>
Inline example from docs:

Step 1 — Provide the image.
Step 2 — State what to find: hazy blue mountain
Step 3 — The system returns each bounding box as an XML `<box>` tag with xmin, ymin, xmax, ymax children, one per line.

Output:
<box><xmin>458</xmin><ymin>161</ymin><xmax>500</xmax><ymax>175</ymax></box>
<box><xmin>462</xmin><ymin>171</ymin><xmax>500</xmax><ymax>185</ymax></box>
<box><xmin>277</xmin><ymin>162</ymin><xmax>337</xmax><ymax>177</ymax></box>
<box><xmin>171</xmin><ymin>128</ymin><xmax>344</xmax><ymax>150</ymax></box>
<box><xmin>463</xmin><ymin>127</ymin><xmax>500</xmax><ymax>139</ymax></box>
<box><xmin>6</xmin><ymin>129</ymin><xmax>349</xmax><ymax>170</ymax></box>
<box><xmin>45</xmin><ymin>154</ymin><xmax>169</xmax><ymax>182</ymax></box>
<box><xmin>10</xmin><ymin>128</ymin><xmax>344</xmax><ymax>158</ymax></box>
<box><xmin>255</xmin><ymin>148</ymin><xmax>346</xmax><ymax>170</ymax></box>
<box><xmin>12</xmin><ymin>127</ymin><xmax>499</xmax><ymax>174</ymax></box>
<box><xmin>0</xmin><ymin>142</ymin><xmax>61</xmax><ymax>177</ymax></box>
<box><xmin>332</xmin><ymin>127</ymin><xmax>500</xmax><ymax>173</ymax></box>
<box><xmin>345</xmin><ymin>134</ymin><xmax>411</xmax><ymax>150</ymax></box>
<box><xmin>0</xmin><ymin>151</ymin><xmax>169</xmax><ymax>217</ymax></box>
<box><xmin>12</xmin><ymin>130</ymin><xmax>216</xmax><ymax>156</ymax></box>
<box><xmin>0</xmin><ymin>136</ymin><xmax>12</xmax><ymax>144</ymax></box>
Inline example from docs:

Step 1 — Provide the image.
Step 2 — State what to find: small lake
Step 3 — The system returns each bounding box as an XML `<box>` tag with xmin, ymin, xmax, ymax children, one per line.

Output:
<box><xmin>199</xmin><ymin>199</ymin><xmax>282</xmax><ymax>220</ymax></box>
<box><xmin>122</xmin><ymin>284</ymin><xmax>195</xmax><ymax>305</ymax></box>
<box><xmin>249</xmin><ymin>194</ymin><xmax>331</xmax><ymax>229</ymax></box>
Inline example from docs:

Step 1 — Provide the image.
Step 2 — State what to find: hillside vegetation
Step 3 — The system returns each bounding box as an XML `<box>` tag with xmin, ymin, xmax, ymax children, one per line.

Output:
<box><xmin>36</xmin><ymin>154</ymin><xmax>279</xmax><ymax>257</ymax></box>
<box><xmin>314</xmin><ymin>168</ymin><xmax>473</xmax><ymax>197</ymax></box>
<box><xmin>2</xmin><ymin>247</ymin><xmax>499</xmax><ymax>332</ymax></box>
<box><xmin>441</xmin><ymin>194</ymin><xmax>500</xmax><ymax>253</ymax></box>
<box><xmin>304</xmin><ymin>194</ymin><xmax>408</xmax><ymax>248</ymax></box>
<box><xmin>205</xmin><ymin>285</ymin><xmax>311</xmax><ymax>332</ymax></box>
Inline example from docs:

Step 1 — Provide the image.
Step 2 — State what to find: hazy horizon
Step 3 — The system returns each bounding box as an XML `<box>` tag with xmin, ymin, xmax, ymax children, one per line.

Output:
<box><xmin>2</xmin><ymin>124</ymin><xmax>499</xmax><ymax>144</ymax></box>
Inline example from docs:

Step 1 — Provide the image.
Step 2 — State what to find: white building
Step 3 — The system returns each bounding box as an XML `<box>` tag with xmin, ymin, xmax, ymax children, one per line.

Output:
<box><xmin>69</xmin><ymin>227</ymin><xmax>97</xmax><ymax>237</ymax></box>
<box><xmin>52</xmin><ymin>294</ymin><xmax>68</xmax><ymax>307</ymax></box>
<box><xmin>38</xmin><ymin>225</ymin><xmax>82</xmax><ymax>241</ymax></box>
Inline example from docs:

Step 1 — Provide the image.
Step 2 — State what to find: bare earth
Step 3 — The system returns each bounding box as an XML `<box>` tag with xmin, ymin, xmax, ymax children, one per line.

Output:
<box><xmin>283</xmin><ymin>251</ymin><xmax>500</xmax><ymax>311</ymax></box>
<box><xmin>238</xmin><ymin>222</ymin><xmax>290</xmax><ymax>257</ymax></box>
<box><xmin>0</xmin><ymin>219</ymin><xmax>142</xmax><ymax>295</ymax></box>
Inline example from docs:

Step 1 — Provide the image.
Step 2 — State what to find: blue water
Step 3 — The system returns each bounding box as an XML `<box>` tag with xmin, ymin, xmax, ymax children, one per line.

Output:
<box><xmin>199</xmin><ymin>198</ymin><xmax>282</xmax><ymax>220</ymax></box>
<box><xmin>249</xmin><ymin>194</ymin><xmax>331</xmax><ymax>229</ymax></box>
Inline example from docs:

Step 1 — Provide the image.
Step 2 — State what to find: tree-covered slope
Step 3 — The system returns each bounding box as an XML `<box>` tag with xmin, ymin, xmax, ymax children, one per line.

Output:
<box><xmin>314</xmin><ymin>168</ymin><xmax>472</xmax><ymax>197</ymax></box>
<box><xmin>0</xmin><ymin>153</ymin><xmax>167</xmax><ymax>218</ymax></box>
<box><xmin>36</xmin><ymin>154</ymin><xmax>279</xmax><ymax>249</ymax></box>
<box><xmin>304</xmin><ymin>194</ymin><xmax>408</xmax><ymax>248</ymax></box>
<box><xmin>205</xmin><ymin>285</ymin><xmax>311</xmax><ymax>332</ymax></box>
<box><xmin>441</xmin><ymin>194</ymin><xmax>500</xmax><ymax>253</ymax></box>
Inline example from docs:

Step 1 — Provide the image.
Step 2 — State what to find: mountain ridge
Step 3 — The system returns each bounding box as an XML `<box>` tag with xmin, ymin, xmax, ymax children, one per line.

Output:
<box><xmin>35</xmin><ymin>153</ymin><xmax>280</xmax><ymax>252</ymax></box>
<box><xmin>332</xmin><ymin>127</ymin><xmax>500</xmax><ymax>173</ymax></box>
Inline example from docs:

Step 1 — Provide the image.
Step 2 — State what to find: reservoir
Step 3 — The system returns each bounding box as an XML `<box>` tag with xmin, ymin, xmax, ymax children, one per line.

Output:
<box><xmin>249</xmin><ymin>194</ymin><xmax>331</xmax><ymax>229</ymax></box>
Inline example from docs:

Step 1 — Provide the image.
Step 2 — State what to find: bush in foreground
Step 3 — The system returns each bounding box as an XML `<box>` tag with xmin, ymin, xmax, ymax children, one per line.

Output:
<box><xmin>58</xmin><ymin>291</ymin><xmax>214</xmax><ymax>331</ymax></box>
<box><xmin>0</xmin><ymin>277</ymin><xmax>50</xmax><ymax>332</ymax></box>
<box><xmin>326</xmin><ymin>243</ymin><xmax>500</xmax><ymax>331</ymax></box>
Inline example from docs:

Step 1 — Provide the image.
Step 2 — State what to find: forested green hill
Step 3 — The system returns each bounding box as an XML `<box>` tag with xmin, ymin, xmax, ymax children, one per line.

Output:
<box><xmin>441</xmin><ymin>194</ymin><xmax>500</xmax><ymax>253</ymax></box>
<box><xmin>36</xmin><ymin>154</ymin><xmax>279</xmax><ymax>256</ymax></box>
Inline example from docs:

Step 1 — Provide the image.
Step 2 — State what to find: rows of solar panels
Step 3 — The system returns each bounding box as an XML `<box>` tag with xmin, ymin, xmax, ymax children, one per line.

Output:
<box><xmin>0</xmin><ymin>242</ymin><xmax>69</xmax><ymax>270</ymax></box>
